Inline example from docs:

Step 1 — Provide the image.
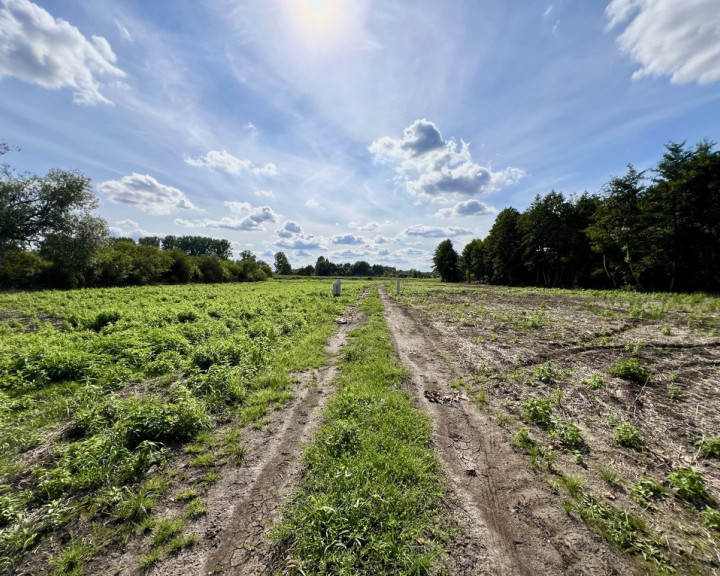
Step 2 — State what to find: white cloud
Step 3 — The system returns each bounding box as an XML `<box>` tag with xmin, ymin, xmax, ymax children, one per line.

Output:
<box><xmin>400</xmin><ymin>224</ymin><xmax>474</xmax><ymax>238</ymax></box>
<box><xmin>373</xmin><ymin>235</ymin><xmax>394</xmax><ymax>244</ymax></box>
<box><xmin>254</xmin><ymin>189</ymin><xmax>275</xmax><ymax>198</ymax></box>
<box><xmin>369</xmin><ymin>119</ymin><xmax>524</xmax><ymax>198</ymax></box>
<box><xmin>277</xmin><ymin>221</ymin><xmax>303</xmax><ymax>238</ymax></box>
<box><xmin>606</xmin><ymin>0</ymin><xmax>720</xmax><ymax>85</ymax></box>
<box><xmin>175</xmin><ymin>202</ymin><xmax>279</xmax><ymax>231</ymax></box>
<box><xmin>184</xmin><ymin>150</ymin><xmax>278</xmax><ymax>175</ymax></box>
<box><xmin>356</xmin><ymin>221</ymin><xmax>380</xmax><ymax>231</ymax></box>
<box><xmin>116</xmin><ymin>219</ymin><xmax>139</xmax><ymax>228</ymax></box>
<box><xmin>437</xmin><ymin>199</ymin><xmax>496</xmax><ymax>218</ymax></box>
<box><xmin>306</xmin><ymin>199</ymin><xmax>325</xmax><ymax>210</ymax></box>
<box><xmin>0</xmin><ymin>0</ymin><xmax>125</xmax><ymax>105</ymax></box>
<box><xmin>331</xmin><ymin>233</ymin><xmax>366</xmax><ymax>245</ymax></box>
<box><xmin>99</xmin><ymin>174</ymin><xmax>197</xmax><ymax>214</ymax></box>
<box><xmin>544</xmin><ymin>5</ymin><xmax>553</xmax><ymax>17</ymax></box>
<box><xmin>273</xmin><ymin>220</ymin><xmax>323</xmax><ymax>250</ymax></box>
<box><xmin>114</xmin><ymin>19</ymin><xmax>132</xmax><ymax>42</ymax></box>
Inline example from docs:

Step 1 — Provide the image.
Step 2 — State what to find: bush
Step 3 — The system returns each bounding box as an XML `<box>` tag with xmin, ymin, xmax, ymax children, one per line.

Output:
<box><xmin>551</xmin><ymin>421</ymin><xmax>585</xmax><ymax>450</ymax></box>
<box><xmin>666</xmin><ymin>468</ymin><xmax>715</xmax><ymax>508</ymax></box>
<box><xmin>696</xmin><ymin>437</ymin><xmax>720</xmax><ymax>459</ymax></box>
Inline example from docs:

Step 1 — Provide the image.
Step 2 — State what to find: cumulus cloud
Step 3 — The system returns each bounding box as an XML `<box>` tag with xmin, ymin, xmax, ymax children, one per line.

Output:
<box><xmin>355</xmin><ymin>221</ymin><xmax>380</xmax><ymax>231</ymax></box>
<box><xmin>369</xmin><ymin>119</ymin><xmax>524</xmax><ymax>198</ymax></box>
<box><xmin>174</xmin><ymin>202</ymin><xmax>278</xmax><ymax>232</ymax></box>
<box><xmin>184</xmin><ymin>150</ymin><xmax>278</xmax><ymax>175</ymax></box>
<box><xmin>0</xmin><ymin>0</ymin><xmax>125</xmax><ymax>104</ymax></box>
<box><xmin>99</xmin><ymin>174</ymin><xmax>197</xmax><ymax>214</ymax></box>
<box><xmin>400</xmin><ymin>225</ymin><xmax>474</xmax><ymax>238</ymax></box>
<box><xmin>116</xmin><ymin>219</ymin><xmax>139</xmax><ymax>228</ymax></box>
<box><xmin>274</xmin><ymin>220</ymin><xmax>323</xmax><ymax>250</ymax></box>
<box><xmin>331</xmin><ymin>233</ymin><xmax>366</xmax><ymax>245</ymax></box>
<box><xmin>254</xmin><ymin>189</ymin><xmax>275</xmax><ymax>198</ymax></box>
<box><xmin>437</xmin><ymin>199</ymin><xmax>496</xmax><ymax>218</ymax></box>
<box><xmin>606</xmin><ymin>0</ymin><xmax>720</xmax><ymax>85</ymax></box>
<box><xmin>373</xmin><ymin>235</ymin><xmax>395</xmax><ymax>245</ymax></box>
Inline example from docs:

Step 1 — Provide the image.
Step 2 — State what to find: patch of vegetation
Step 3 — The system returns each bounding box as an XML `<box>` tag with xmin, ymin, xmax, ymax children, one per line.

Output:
<box><xmin>696</xmin><ymin>437</ymin><xmax>720</xmax><ymax>459</ymax></box>
<box><xmin>583</xmin><ymin>374</ymin><xmax>605</xmax><ymax>389</ymax></box>
<box><xmin>700</xmin><ymin>507</ymin><xmax>720</xmax><ymax>533</ymax></box>
<box><xmin>522</xmin><ymin>397</ymin><xmax>553</xmax><ymax>428</ymax></box>
<box><xmin>666</xmin><ymin>468</ymin><xmax>716</xmax><ymax>508</ymax></box>
<box><xmin>273</xmin><ymin>289</ymin><xmax>452</xmax><ymax>575</ymax></box>
<box><xmin>630</xmin><ymin>477</ymin><xmax>666</xmax><ymax>510</ymax></box>
<box><xmin>608</xmin><ymin>357</ymin><xmax>651</xmax><ymax>384</ymax></box>
<box><xmin>614</xmin><ymin>422</ymin><xmax>643</xmax><ymax>450</ymax></box>
<box><xmin>550</xmin><ymin>421</ymin><xmax>586</xmax><ymax>451</ymax></box>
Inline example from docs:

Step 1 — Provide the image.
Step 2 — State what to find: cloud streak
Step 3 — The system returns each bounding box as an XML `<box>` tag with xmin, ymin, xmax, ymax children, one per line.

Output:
<box><xmin>185</xmin><ymin>150</ymin><xmax>278</xmax><ymax>175</ymax></box>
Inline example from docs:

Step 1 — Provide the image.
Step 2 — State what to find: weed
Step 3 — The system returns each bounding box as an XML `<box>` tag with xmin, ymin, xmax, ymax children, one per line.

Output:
<box><xmin>184</xmin><ymin>498</ymin><xmax>207</xmax><ymax>520</ymax></box>
<box><xmin>700</xmin><ymin>507</ymin><xmax>720</xmax><ymax>532</ymax></box>
<box><xmin>166</xmin><ymin>533</ymin><xmax>197</xmax><ymax>555</ymax></box>
<box><xmin>696</xmin><ymin>437</ymin><xmax>720</xmax><ymax>459</ymax></box>
<box><xmin>139</xmin><ymin>548</ymin><xmax>162</xmax><ymax>570</ymax></box>
<box><xmin>535</xmin><ymin>361</ymin><xmax>557</xmax><ymax>385</ymax></box>
<box><xmin>661</xmin><ymin>325</ymin><xmax>672</xmax><ymax>336</ymax></box>
<box><xmin>152</xmin><ymin>518</ymin><xmax>184</xmax><ymax>547</ymax></box>
<box><xmin>511</xmin><ymin>427</ymin><xmax>536</xmax><ymax>452</ymax></box>
<box><xmin>601</xmin><ymin>469</ymin><xmax>622</xmax><ymax>489</ymax></box>
<box><xmin>551</xmin><ymin>421</ymin><xmax>586</xmax><ymax>451</ymax></box>
<box><xmin>667</xmin><ymin>382</ymin><xmax>682</xmax><ymax>400</ymax></box>
<box><xmin>174</xmin><ymin>488</ymin><xmax>198</xmax><ymax>501</ymax></box>
<box><xmin>522</xmin><ymin>397</ymin><xmax>553</xmax><ymax>428</ymax></box>
<box><xmin>666</xmin><ymin>468</ymin><xmax>716</xmax><ymax>508</ymax></box>
<box><xmin>113</xmin><ymin>487</ymin><xmax>156</xmax><ymax>521</ymax></box>
<box><xmin>561</xmin><ymin>474</ymin><xmax>585</xmax><ymax>499</ymax></box>
<box><xmin>584</xmin><ymin>374</ymin><xmax>605</xmax><ymax>390</ymax></box>
<box><xmin>614</xmin><ymin>422</ymin><xmax>643</xmax><ymax>450</ymax></box>
<box><xmin>49</xmin><ymin>535</ymin><xmax>94</xmax><ymax>576</ymax></box>
<box><xmin>630</xmin><ymin>477</ymin><xmax>666</xmax><ymax>510</ymax></box>
<box><xmin>203</xmin><ymin>471</ymin><xmax>220</xmax><ymax>486</ymax></box>
<box><xmin>608</xmin><ymin>358</ymin><xmax>650</xmax><ymax>384</ymax></box>
<box><xmin>191</xmin><ymin>453</ymin><xmax>215</xmax><ymax>468</ymax></box>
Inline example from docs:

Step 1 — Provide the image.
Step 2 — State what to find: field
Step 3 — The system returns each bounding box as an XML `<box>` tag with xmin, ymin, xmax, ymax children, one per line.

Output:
<box><xmin>1</xmin><ymin>279</ymin><xmax>719</xmax><ymax>575</ymax></box>
<box><xmin>386</xmin><ymin>282</ymin><xmax>720</xmax><ymax>575</ymax></box>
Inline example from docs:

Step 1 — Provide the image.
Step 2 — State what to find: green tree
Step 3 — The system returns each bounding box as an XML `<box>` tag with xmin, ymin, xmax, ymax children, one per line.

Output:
<box><xmin>433</xmin><ymin>239</ymin><xmax>460</xmax><ymax>282</ymax></box>
<box><xmin>1</xmin><ymin>152</ymin><xmax>101</xmax><ymax>253</ymax></box>
<box><xmin>460</xmin><ymin>238</ymin><xmax>485</xmax><ymax>282</ymax></box>
<box><xmin>483</xmin><ymin>208</ymin><xmax>523</xmax><ymax>285</ymax></box>
<box><xmin>274</xmin><ymin>251</ymin><xmax>292</xmax><ymax>275</ymax></box>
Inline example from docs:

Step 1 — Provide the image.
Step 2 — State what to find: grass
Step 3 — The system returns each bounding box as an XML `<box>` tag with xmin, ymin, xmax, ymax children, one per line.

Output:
<box><xmin>608</xmin><ymin>358</ymin><xmax>651</xmax><ymax>384</ymax></box>
<box><xmin>614</xmin><ymin>422</ymin><xmax>643</xmax><ymax>450</ymax></box>
<box><xmin>630</xmin><ymin>477</ymin><xmax>666</xmax><ymax>510</ymax></box>
<box><xmin>273</xmin><ymin>288</ymin><xmax>452</xmax><ymax>575</ymax></box>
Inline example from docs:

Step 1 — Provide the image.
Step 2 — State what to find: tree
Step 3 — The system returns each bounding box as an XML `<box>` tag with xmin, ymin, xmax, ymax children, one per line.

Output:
<box><xmin>1</xmin><ymin>154</ymin><xmax>100</xmax><ymax>253</ymax></box>
<box><xmin>460</xmin><ymin>238</ymin><xmax>485</xmax><ymax>282</ymax></box>
<box><xmin>483</xmin><ymin>208</ymin><xmax>523</xmax><ymax>285</ymax></box>
<box><xmin>274</xmin><ymin>252</ymin><xmax>292</xmax><ymax>275</ymax></box>
<box><xmin>433</xmin><ymin>239</ymin><xmax>460</xmax><ymax>282</ymax></box>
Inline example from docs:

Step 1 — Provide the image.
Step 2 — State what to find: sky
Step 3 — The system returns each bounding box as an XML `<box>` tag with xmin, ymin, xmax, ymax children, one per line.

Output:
<box><xmin>1</xmin><ymin>0</ymin><xmax>720</xmax><ymax>271</ymax></box>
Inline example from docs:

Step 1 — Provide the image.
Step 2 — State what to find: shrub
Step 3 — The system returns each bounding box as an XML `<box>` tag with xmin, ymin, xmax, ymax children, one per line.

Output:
<box><xmin>551</xmin><ymin>421</ymin><xmax>585</xmax><ymax>451</ymax></box>
<box><xmin>630</xmin><ymin>477</ymin><xmax>666</xmax><ymax>509</ymax></box>
<box><xmin>535</xmin><ymin>361</ymin><xmax>557</xmax><ymax>385</ymax></box>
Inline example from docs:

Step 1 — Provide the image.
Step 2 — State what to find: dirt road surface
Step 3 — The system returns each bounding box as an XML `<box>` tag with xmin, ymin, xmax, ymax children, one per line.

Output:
<box><xmin>380</xmin><ymin>288</ymin><xmax>636</xmax><ymax>576</ymax></box>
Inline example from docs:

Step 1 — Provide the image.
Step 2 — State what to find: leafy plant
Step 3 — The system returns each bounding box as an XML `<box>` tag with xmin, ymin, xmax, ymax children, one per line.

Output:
<box><xmin>666</xmin><ymin>468</ymin><xmax>715</xmax><ymax>508</ymax></box>
<box><xmin>535</xmin><ymin>361</ymin><xmax>558</xmax><ymax>385</ymax></box>
<box><xmin>522</xmin><ymin>397</ymin><xmax>553</xmax><ymax>427</ymax></box>
<box><xmin>614</xmin><ymin>422</ymin><xmax>643</xmax><ymax>450</ymax></box>
<box><xmin>551</xmin><ymin>421</ymin><xmax>585</xmax><ymax>451</ymax></box>
<box><xmin>584</xmin><ymin>374</ymin><xmax>605</xmax><ymax>389</ymax></box>
<box><xmin>630</xmin><ymin>477</ymin><xmax>666</xmax><ymax>510</ymax></box>
<box><xmin>696</xmin><ymin>437</ymin><xmax>720</xmax><ymax>459</ymax></box>
<box><xmin>608</xmin><ymin>358</ymin><xmax>650</xmax><ymax>384</ymax></box>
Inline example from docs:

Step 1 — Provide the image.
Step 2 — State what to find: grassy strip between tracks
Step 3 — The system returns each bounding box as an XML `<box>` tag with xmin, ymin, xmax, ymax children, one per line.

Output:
<box><xmin>273</xmin><ymin>288</ymin><xmax>452</xmax><ymax>576</ymax></box>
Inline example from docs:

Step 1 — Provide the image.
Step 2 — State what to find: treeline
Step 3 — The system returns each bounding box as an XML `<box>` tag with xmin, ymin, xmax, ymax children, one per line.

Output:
<box><xmin>1</xmin><ymin>236</ymin><xmax>272</xmax><ymax>290</ymax></box>
<box><xmin>284</xmin><ymin>255</ymin><xmax>430</xmax><ymax>278</ymax></box>
<box><xmin>450</xmin><ymin>140</ymin><xmax>719</xmax><ymax>292</ymax></box>
<box><xmin>0</xmin><ymin>142</ymin><xmax>271</xmax><ymax>289</ymax></box>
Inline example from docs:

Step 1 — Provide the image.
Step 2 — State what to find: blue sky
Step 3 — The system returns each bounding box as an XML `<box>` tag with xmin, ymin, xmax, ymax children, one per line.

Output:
<box><xmin>2</xmin><ymin>0</ymin><xmax>719</xmax><ymax>270</ymax></box>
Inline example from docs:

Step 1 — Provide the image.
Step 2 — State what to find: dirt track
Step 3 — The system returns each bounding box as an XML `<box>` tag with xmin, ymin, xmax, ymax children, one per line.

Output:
<box><xmin>379</xmin><ymin>288</ymin><xmax>636</xmax><ymax>576</ymax></box>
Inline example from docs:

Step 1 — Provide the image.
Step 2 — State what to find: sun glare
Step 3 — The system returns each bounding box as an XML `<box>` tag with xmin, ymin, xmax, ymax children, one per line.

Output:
<box><xmin>302</xmin><ymin>0</ymin><xmax>333</xmax><ymax>15</ymax></box>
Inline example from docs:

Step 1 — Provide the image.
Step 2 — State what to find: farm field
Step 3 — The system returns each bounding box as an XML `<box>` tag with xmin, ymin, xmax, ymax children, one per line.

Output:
<box><xmin>385</xmin><ymin>282</ymin><xmax>720</xmax><ymax>575</ymax></box>
<box><xmin>0</xmin><ymin>279</ymin><xmax>366</xmax><ymax>575</ymax></box>
<box><xmin>1</xmin><ymin>278</ymin><xmax>719</xmax><ymax>576</ymax></box>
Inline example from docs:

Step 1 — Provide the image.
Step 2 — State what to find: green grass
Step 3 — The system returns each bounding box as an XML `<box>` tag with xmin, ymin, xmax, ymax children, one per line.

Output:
<box><xmin>608</xmin><ymin>358</ymin><xmax>651</xmax><ymax>384</ymax></box>
<box><xmin>614</xmin><ymin>422</ymin><xmax>643</xmax><ymax>450</ymax></box>
<box><xmin>273</xmin><ymin>288</ymin><xmax>451</xmax><ymax>575</ymax></box>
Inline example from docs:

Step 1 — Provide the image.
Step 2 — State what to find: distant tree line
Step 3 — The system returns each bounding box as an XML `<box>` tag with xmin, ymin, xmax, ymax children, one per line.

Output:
<box><xmin>0</xmin><ymin>142</ymin><xmax>271</xmax><ymax>289</ymax></box>
<box><xmin>272</xmin><ymin>253</ymin><xmax>431</xmax><ymax>279</ymax></box>
<box><xmin>436</xmin><ymin>140</ymin><xmax>720</xmax><ymax>292</ymax></box>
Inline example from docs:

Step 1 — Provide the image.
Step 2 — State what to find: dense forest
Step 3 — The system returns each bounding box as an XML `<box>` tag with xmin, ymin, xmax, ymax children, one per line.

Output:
<box><xmin>438</xmin><ymin>140</ymin><xmax>720</xmax><ymax>293</ymax></box>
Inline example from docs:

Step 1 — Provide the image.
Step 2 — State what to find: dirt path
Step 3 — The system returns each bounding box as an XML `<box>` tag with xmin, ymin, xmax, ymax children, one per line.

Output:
<box><xmin>380</xmin><ymin>289</ymin><xmax>637</xmax><ymax>576</ymax></box>
<box><xmin>98</xmin><ymin>303</ymin><xmax>365</xmax><ymax>576</ymax></box>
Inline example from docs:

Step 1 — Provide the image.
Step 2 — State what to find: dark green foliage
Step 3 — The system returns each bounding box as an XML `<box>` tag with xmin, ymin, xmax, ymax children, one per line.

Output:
<box><xmin>433</xmin><ymin>239</ymin><xmax>460</xmax><ymax>282</ymax></box>
<box><xmin>274</xmin><ymin>251</ymin><xmax>292</xmax><ymax>275</ymax></box>
<box><xmin>666</xmin><ymin>468</ymin><xmax>716</xmax><ymax>508</ymax></box>
<box><xmin>696</xmin><ymin>437</ymin><xmax>720</xmax><ymax>459</ymax></box>
<box><xmin>614</xmin><ymin>422</ymin><xmax>643</xmax><ymax>450</ymax></box>
<box><xmin>459</xmin><ymin>140</ymin><xmax>720</xmax><ymax>292</ymax></box>
<box><xmin>608</xmin><ymin>358</ymin><xmax>651</xmax><ymax>384</ymax></box>
<box><xmin>522</xmin><ymin>397</ymin><xmax>553</xmax><ymax>427</ymax></box>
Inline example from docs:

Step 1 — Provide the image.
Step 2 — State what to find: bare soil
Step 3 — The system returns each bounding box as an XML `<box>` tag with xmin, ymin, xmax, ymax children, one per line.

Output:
<box><xmin>85</xmin><ymin>303</ymin><xmax>366</xmax><ymax>576</ymax></box>
<box><xmin>380</xmin><ymin>287</ymin><xmax>637</xmax><ymax>575</ymax></box>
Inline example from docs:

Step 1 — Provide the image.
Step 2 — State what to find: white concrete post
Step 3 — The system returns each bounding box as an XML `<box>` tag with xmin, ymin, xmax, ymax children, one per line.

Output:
<box><xmin>332</xmin><ymin>279</ymin><xmax>342</xmax><ymax>296</ymax></box>
<box><xmin>397</xmin><ymin>277</ymin><xmax>401</xmax><ymax>294</ymax></box>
